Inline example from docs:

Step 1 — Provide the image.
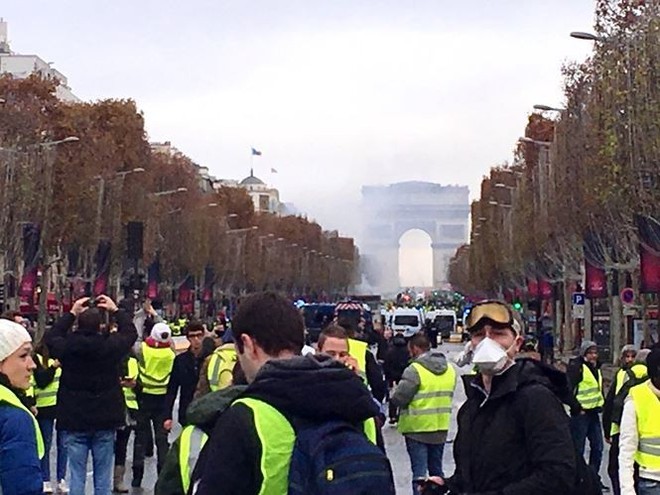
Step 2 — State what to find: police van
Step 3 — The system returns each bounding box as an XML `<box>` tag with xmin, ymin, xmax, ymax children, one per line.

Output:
<box><xmin>390</xmin><ymin>308</ymin><xmax>423</xmax><ymax>338</ymax></box>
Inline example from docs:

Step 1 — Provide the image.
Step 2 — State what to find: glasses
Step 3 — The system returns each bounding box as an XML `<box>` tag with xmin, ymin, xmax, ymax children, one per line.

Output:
<box><xmin>465</xmin><ymin>300</ymin><xmax>514</xmax><ymax>332</ymax></box>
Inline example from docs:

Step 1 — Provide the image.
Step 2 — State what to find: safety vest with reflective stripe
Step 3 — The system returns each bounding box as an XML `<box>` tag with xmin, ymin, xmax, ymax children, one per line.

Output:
<box><xmin>179</xmin><ymin>425</ymin><xmax>208</xmax><ymax>494</ymax></box>
<box><xmin>0</xmin><ymin>384</ymin><xmax>45</xmax><ymax>459</ymax></box>
<box><xmin>398</xmin><ymin>362</ymin><xmax>457</xmax><ymax>434</ymax></box>
<box><xmin>233</xmin><ymin>397</ymin><xmax>378</xmax><ymax>495</ymax></box>
<box><xmin>611</xmin><ymin>363</ymin><xmax>648</xmax><ymax>436</ymax></box>
<box><xmin>576</xmin><ymin>364</ymin><xmax>605</xmax><ymax>409</ymax></box>
<box><xmin>138</xmin><ymin>343</ymin><xmax>175</xmax><ymax>396</ymax></box>
<box><xmin>630</xmin><ymin>382</ymin><xmax>660</xmax><ymax>470</ymax></box>
<box><xmin>348</xmin><ymin>338</ymin><xmax>368</xmax><ymax>384</ymax></box>
<box><xmin>207</xmin><ymin>344</ymin><xmax>237</xmax><ymax>392</ymax></box>
<box><xmin>34</xmin><ymin>356</ymin><xmax>61</xmax><ymax>408</ymax></box>
<box><xmin>123</xmin><ymin>357</ymin><xmax>139</xmax><ymax>411</ymax></box>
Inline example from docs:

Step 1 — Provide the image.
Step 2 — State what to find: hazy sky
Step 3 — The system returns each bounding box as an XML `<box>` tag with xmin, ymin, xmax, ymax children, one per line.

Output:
<box><xmin>3</xmin><ymin>1</ymin><xmax>596</xmax><ymax>285</ymax></box>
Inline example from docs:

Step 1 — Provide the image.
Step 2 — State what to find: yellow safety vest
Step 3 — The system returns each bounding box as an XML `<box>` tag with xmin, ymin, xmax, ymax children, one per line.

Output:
<box><xmin>0</xmin><ymin>384</ymin><xmax>45</xmax><ymax>459</ymax></box>
<box><xmin>630</xmin><ymin>382</ymin><xmax>660</xmax><ymax>470</ymax></box>
<box><xmin>179</xmin><ymin>425</ymin><xmax>208</xmax><ymax>494</ymax></box>
<box><xmin>398</xmin><ymin>362</ymin><xmax>457</xmax><ymax>434</ymax></box>
<box><xmin>207</xmin><ymin>344</ymin><xmax>237</xmax><ymax>392</ymax></box>
<box><xmin>611</xmin><ymin>363</ymin><xmax>648</xmax><ymax>436</ymax></box>
<box><xmin>123</xmin><ymin>357</ymin><xmax>139</xmax><ymax>411</ymax></box>
<box><xmin>348</xmin><ymin>338</ymin><xmax>368</xmax><ymax>384</ymax></box>
<box><xmin>233</xmin><ymin>397</ymin><xmax>378</xmax><ymax>495</ymax></box>
<box><xmin>138</xmin><ymin>343</ymin><xmax>175</xmax><ymax>396</ymax></box>
<box><xmin>576</xmin><ymin>364</ymin><xmax>605</xmax><ymax>410</ymax></box>
<box><xmin>34</xmin><ymin>356</ymin><xmax>61</xmax><ymax>409</ymax></box>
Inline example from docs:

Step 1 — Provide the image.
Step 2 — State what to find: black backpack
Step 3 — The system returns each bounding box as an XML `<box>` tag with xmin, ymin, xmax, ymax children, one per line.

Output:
<box><xmin>287</xmin><ymin>419</ymin><xmax>395</xmax><ymax>495</ymax></box>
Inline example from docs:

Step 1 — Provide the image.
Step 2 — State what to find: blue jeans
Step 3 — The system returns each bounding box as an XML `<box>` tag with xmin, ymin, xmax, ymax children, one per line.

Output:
<box><xmin>38</xmin><ymin>418</ymin><xmax>67</xmax><ymax>481</ymax></box>
<box><xmin>570</xmin><ymin>411</ymin><xmax>604</xmax><ymax>478</ymax></box>
<box><xmin>639</xmin><ymin>479</ymin><xmax>660</xmax><ymax>495</ymax></box>
<box><xmin>64</xmin><ymin>430</ymin><xmax>115</xmax><ymax>495</ymax></box>
<box><xmin>404</xmin><ymin>437</ymin><xmax>445</xmax><ymax>495</ymax></box>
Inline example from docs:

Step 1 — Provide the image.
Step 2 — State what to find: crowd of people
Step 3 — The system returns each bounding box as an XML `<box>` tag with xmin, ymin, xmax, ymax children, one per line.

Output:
<box><xmin>0</xmin><ymin>294</ymin><xmax>658</xmax><ymax>495</ymax></box>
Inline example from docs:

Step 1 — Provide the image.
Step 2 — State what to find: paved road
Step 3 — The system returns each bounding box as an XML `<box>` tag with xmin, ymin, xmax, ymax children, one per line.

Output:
<box><xmin>44</xmin><ymin>342</ymin><xmax>609</xmax><ymax>494</ymax></box>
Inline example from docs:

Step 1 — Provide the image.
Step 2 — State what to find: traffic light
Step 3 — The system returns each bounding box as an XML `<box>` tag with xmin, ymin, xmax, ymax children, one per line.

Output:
<box><xmin>512</xmin><ymin>301</ymin><xmax>522</xmax><ymax>312</ymax></box>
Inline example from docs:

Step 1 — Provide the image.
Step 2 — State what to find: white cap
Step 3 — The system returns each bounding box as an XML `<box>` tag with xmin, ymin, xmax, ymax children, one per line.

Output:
<box><xmin>150</xmin><ymin>322</ymin><xmax>171</xmax><ymax>344</ymax></box>
<box><xmin>0</xmin><ymin>319</ymin><xmax>32</xmax><ymax>361</ymax></box>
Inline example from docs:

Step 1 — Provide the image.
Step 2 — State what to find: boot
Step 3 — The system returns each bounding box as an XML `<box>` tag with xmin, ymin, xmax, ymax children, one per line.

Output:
<box><xmin>113</xmin><ymin>466</ymin><xmax>129</xmax><ymax>493</ymax></box>
<box><xmin>131</xmin><ymin>466</ymin><xmax>143</xmax><ymax>489</ymax></box>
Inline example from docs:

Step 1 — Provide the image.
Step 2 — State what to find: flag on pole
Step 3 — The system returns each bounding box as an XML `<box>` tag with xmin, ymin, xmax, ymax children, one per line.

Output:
<box><xmin>271</xmin><ymin>167</ymin><xmax>278</xmax><ymax>174</ymax></box>
<box><xmin>251</xmin><ymin>147</ymin><xmax>262</xmax><ymax>156</ymax></box>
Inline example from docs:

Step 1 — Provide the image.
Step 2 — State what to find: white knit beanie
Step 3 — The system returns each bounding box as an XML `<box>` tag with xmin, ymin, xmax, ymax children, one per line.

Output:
<box><xmin>0</xmin><ymin>319</ymin><xmax>32</xmax><ymax>362</ymax></box>
<box><xmin>150</xmin><ymin>322</ymin><xmax>172</xmax><ymax>344</ymax></box>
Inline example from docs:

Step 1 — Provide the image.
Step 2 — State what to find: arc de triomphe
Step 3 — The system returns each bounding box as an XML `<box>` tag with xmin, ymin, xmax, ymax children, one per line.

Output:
<box><xmin>360</xmin><ymin>181</ymin><xmax>469</xmax><ymax>295</ymax></box>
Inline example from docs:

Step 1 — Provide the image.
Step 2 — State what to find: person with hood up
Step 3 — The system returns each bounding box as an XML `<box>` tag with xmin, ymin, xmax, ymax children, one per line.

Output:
<box><xmin>603</xmin><ymin>346</ymin><xmax>649</xmax><ymax>495</ymax></box>
<box><xmin>383</xmin><ymin>328</ymin><xmax>410</xmax><ymax>424</ymax></box>
<box><xmin>132</xmin><ymin>322</ymin><xmax>175</xmax><ymax>488</ymax></box>
<box><xmin>192</xmin><ymin>291</ymin><xmax>394</xmax><ymax>495</ymax></box>
<box><xmin>430</xmin><ymin>300</ymin><xmax>577</xmax><ymax>494</ymax></box>
<box><xmin>390</xmin><ymin>333</ymin><xmax>456</xmax><ymax>494</ymax></box>
<box><xmin>567</xmin><ymin>339</ymin><xmax>608</xmax><ymax>490</ymax></box>
<box><xmin>619</xmin><ymin>348</ymin><xmax>660</xmax><ymax>495</ymax></box>
<box><xmin>0</xmin><ymin>318</ymin><xmax>43</xmax><ymax>495</ymax></box>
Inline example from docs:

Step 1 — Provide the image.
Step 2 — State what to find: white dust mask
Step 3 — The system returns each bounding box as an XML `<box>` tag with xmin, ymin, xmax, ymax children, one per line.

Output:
<box><xmin>472</xmin><ymin>337</ymin><xmax>511</xmax><ymax>375</ymax></box>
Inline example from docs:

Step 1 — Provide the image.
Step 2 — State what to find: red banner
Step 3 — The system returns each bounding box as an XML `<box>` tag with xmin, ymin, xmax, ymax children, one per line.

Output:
<box><xmin>640</xmin><ymin>243</ymin><xmax>660</xmax><ymax>294</ymax></box>
<box><xmin>527</xmin><ymin>279</ymin><xmax>539</xmax><ymax>299</ymax></box>
<box><xmin>539</xmin><ymin>279</ymin><xmax>553</xmax><ymax>300</ymax></box>
<box><xmin>585</xmin><ymin>259</ymin><xmax>608</xmax><ymax>298</ymax></box>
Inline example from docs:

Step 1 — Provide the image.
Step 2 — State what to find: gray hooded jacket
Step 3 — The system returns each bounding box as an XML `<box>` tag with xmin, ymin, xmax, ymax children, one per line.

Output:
<box><xmin>391</xmin><ymin>349</ymin><xmax>454</xmax><ymax>443</ymax></box>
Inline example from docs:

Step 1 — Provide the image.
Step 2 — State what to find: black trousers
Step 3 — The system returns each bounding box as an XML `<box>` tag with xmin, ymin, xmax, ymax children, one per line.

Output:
<box><xmin>133</xmin><ymin>394</ymin><xmax>169</xmax><ymax>475</ymax></box>
<box><xmin>114</xmin><ymin>425</ymin><xmax>134</xmax><ymax>467</ymax></box>
<box><xmin>608</xmin><ymin>434</ymin><xmax>620</xmax><ymax>495</ymax></box>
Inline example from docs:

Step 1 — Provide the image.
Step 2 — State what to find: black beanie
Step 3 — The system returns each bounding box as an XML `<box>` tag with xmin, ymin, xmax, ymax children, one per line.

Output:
<box><xmin>646</xmin><ymin>349</ymin><xmax>660</xmax><ymax>380</ymax></box>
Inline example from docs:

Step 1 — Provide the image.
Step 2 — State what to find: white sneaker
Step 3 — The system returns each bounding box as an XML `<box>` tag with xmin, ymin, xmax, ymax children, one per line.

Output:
<box><xmin>43</xmin><ymin>481</ymin><xmax>53</xmax><ymax>494</ymax></box>
<box><xmin>57</xmin><ymin>479</ymin><xmax>69</xmax><ymax>494</ymax></box>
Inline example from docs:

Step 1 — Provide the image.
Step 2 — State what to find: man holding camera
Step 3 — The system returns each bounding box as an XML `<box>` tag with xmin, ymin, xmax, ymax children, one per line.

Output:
<box><xmin>45</xmin><ymin>295</ymin><xmax>137</xmax><ymax>495</ymax></box>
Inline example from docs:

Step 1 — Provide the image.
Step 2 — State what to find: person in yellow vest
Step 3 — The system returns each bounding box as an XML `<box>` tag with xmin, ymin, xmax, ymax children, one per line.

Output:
<box><xmin>336</xmin><ymin>319</ymin><xmax>387</xmax><ymax>405</ymax></box>
<box><xmin>113</xmin><ymin>355</ymin><xmax>140</xmax><ymax>493</ymax></box>
<box><xmin>192</xmin><ymin>292</ymin><xmax>394</xmax><ymax>495</ymax></box>
<box><xmin>603</xmin><ymin>346</ymin><xmax>649</xmax><ymax>495</ymax></box>
<box><xmin>32</xmin><ymin>341</ymin><xmax>67</xmax><ymax>494</ymax></box>
<box><xmin>0</xmin><ymin>318</ymin><xmax>44</xmax><ymax>494</ymax></box>
<box><xmin>391</xmin><ymin>333</ymin><xmax>456</xmax><ymax>494</ymax></box>
<box><xmin>194</xmin><ymin>338</ymin><xmax>237</xmax><ymax>399</ymax></box>
<box><xmin>316</xmin><ymin>325</ymin><xmax>385</xmax><ymax>449</ymax></box>
<box><xmin>567</xmin><ymin>339</ymin><xmax>608</xmax><ymax>491</ymax></box>
<box><xmin>619</xmin><ymin>348</ymin><xmax>660</xmax><ymax>495</ymax></box>
<box><xmin>133</xmin><ymin>322</ymin><xmax>176</xmax><ymax>488</ymax></box>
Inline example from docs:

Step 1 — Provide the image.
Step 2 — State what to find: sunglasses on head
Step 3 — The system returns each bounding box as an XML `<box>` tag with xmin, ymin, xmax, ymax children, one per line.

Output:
<box><xmin>465</xmin><ymin>300</ymin><xmax>514</xmax><ymax>332</ymax></box>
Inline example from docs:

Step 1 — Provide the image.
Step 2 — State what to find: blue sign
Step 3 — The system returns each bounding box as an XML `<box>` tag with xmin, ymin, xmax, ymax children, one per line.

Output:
<box><xmin>572</xmin><ymin>292</ymin><xmax>586</xmax><ymax>306</ymax></box>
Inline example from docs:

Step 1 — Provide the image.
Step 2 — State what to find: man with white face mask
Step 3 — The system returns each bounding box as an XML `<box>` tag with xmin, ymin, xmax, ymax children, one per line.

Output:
<box><xmin>431</xmin><ymin>300</ymin><xmax>578</xmax><ymax>494</ymax></box>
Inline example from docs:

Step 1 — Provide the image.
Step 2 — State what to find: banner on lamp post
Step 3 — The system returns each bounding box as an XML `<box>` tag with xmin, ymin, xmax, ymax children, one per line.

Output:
<box><xmin>585</xmin><ymin>259</ymin><xmax>608</xmax><ymax>298</ymax></box>
<box><xmin>93</xmin><ymin>240</ymin><xmax>111</xmax><ymax>296</ymax></box>
<box><xmin>146</xmin><ymin>256</ymin><xmax>161</xmax><ymax>300</ymax></box>
<box><xmin>640</xmin><ymin>243</ymin><xmax>660</xmax><ymax>294</ymax></box>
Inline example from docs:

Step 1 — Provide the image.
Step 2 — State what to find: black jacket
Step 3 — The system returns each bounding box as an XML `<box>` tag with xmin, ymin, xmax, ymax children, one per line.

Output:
<box><xmin>163</xmin><ymin>349</ymin><xmax>208</xmax><ymax>425</ymax></box>
<box><xmin>383</xmin><ymin>334</ymin><xmax>409</xmax><ymax>383</ymax></box>
<box><xmin>45</xmin><ymin>310</ymin><xmax>137</xmax><ymax>432</ymax></box>
<box><xmin>567</xmin><ymin>356</ymin><xmax>603</xmax><ymax>413</ymax></box>
<box><xmin>32</xmin><ymin>354</ymin><xmax>59</xmax><ymax>420</ymax></box>
<box><xmin>193</xmin><ymin>355</ymin><xmax>381</xmax><ymax>495</ymax></box>
<box><xmin>448</xmin><ymin>359</ymin><xmax>577</xmax><ymax>495</ymax></box>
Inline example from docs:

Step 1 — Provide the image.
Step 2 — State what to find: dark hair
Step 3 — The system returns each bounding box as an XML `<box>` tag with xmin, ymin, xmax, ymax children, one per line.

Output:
<box><xmin>78</xmin><ymin>308</ymin><xmax>102</xmax><ymax>333</ymax></box>
<box><xmin>408</xmin><ymin>333</ymin><xmax>430</xmax><ymax>352</ymax></box>
<box><xmin>0</xmin><ymin>311</ymin><xmax>22</xmax><ymax>321</ymax></box>
<box><xmin>647</xmin><ymin>349</ymin><xmax>660</xmax><ymax>380</ymax></box>
<box><xmin>337</xmin><ymin>317</ymin><xmax>358</xmax><ymax>338</ymax></box>
<box><xmin>318</xmin><ymin>325</ymin><xmax>348</xmax><ymax>351</ymax></box>
<box><xmin>232</xmin><ymin>292</ymin><xmax>304</xmax><ymax>356</ymax></box>
<box><xmin>185</xmin><ymin>320</ymin><xmax>205</xmax><ymax>335</ymax></box>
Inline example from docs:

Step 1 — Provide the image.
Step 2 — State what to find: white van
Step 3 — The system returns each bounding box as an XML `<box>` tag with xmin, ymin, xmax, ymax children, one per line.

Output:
<box><xmin>391</xmin><ymin>308</ymin><xmax>423</xmax><ymax>338</ymax></box>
